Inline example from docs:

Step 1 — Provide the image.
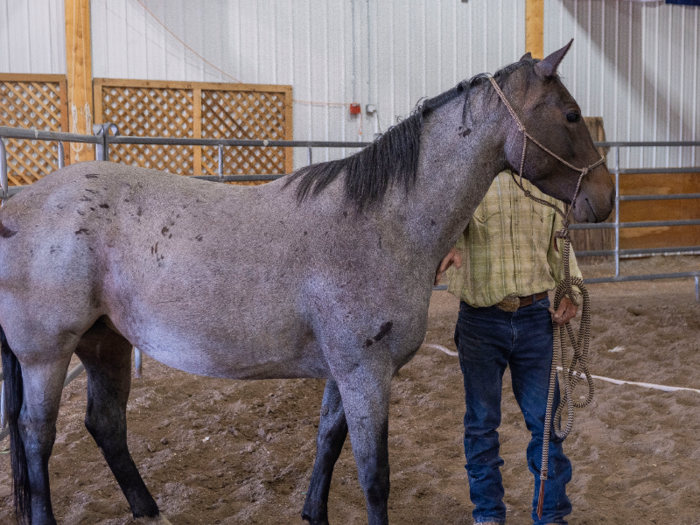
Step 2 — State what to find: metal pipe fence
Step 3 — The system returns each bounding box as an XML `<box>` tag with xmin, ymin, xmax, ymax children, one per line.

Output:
<box><xmin>0</xmin><ymin>126</ymin><xmax>699</xmax><ymax>440</ymax></box>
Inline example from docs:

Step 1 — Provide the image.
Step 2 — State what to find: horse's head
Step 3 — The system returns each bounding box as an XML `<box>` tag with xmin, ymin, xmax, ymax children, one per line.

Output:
<box><xmin>495</xmin><ymin>41</ymin><xmax>614</xmax><ymax>223</ymax></box>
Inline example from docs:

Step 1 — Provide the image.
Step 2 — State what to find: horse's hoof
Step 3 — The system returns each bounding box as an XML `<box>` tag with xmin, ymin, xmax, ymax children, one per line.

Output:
<box><xmin>301</xmin><ymin>516</ymin><xmax>329</xmax><ymax>525</ymax></box>
<box><xmin>137</xmin><ymin>515</ymin><xmax>173</xmax><ymax>525</ymax></box>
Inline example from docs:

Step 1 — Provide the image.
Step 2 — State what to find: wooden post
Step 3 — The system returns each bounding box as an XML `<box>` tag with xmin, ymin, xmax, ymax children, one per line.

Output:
<box><xmin>65</xmin><ymin>0</ymin><xmax>94</xmax><ymax>163</ymax></box>
<box><xmin>525</xmin><ymin>0</ymin><xmax>545</xmax><ymax>59</ymax></box>
<box><xmin>193</xmin><ymin>88</ymin><xmax>202</xmax><ymax>175</ymax></box>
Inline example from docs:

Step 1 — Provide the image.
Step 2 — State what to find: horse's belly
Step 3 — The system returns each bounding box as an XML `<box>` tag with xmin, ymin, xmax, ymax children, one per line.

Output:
<box><xmin>126</xmin><ymin>321</ymin><xmax>331</xmax><ymax>380</ymax></box>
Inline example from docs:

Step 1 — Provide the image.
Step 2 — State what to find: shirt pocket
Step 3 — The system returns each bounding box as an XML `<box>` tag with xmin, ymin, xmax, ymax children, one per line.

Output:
<box><xmin>471</xmin><ymin>204</ymin><xmax>502</xmax><ymax>225</ymax></box>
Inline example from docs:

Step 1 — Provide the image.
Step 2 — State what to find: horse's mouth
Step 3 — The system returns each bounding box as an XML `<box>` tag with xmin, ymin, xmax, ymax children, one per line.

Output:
<box><xmin>572</xmin><ymin>197</ymin><xmax>600</xmax><ymax>223</ymax></box>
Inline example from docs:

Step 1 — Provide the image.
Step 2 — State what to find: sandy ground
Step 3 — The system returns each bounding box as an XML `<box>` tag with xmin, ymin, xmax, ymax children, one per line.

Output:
<box><xmin>1</xmin><ymin>255</ymin><xmax>699</xmax><ymax>525</ymax></box>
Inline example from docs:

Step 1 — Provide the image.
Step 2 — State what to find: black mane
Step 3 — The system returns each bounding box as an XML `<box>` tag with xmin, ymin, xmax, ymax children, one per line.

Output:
<box><xmin>286</xmin><ymin>58</ymin><xmax>538</xmax><ymax>210</ymax></box>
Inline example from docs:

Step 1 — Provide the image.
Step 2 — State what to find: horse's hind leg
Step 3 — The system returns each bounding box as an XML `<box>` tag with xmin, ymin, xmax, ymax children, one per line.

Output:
<box><xmin>2</xmin><ymin>328</ymin><xmax>74</xmax><ymax>525</ymax></box>
<box><xmin>302</xmin><ymin>379</ymin><xmax>348</xmax><ymax>525</ymax></box>
<box><xmin>74</xmin><ymin>320</ymin><xmax>161</xmax><ymax>521</ymax></box>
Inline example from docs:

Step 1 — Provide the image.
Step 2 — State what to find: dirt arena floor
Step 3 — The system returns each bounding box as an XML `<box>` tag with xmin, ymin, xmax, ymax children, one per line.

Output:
<box><xmin>1</xmin><ymin>255</ymin><xmax>699</xmax><ymax>525</ymax></box>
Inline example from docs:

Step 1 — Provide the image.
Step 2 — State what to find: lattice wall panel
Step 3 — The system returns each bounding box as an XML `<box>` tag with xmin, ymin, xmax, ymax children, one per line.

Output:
<box><xmin>100</xmin><ymin>86</ymin><xmax>194</xmax><ymax>174</ymax></box>
<box><xmin>201</xmin><ymin>90</ymin><xmax>287</xmax><ymax>185</ymax></box>
<box><xmin>0</xmin><ymin>78</ymin><xmax>67</xmax><ymax>185</ymax></box>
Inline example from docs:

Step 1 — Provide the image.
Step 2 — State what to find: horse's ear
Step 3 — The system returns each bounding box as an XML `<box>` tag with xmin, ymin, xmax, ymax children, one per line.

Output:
<box><xmin>520</xmin><ymin>52</ymin><xmax>532</xmax><ymax>61</ymax></box>
<box><xmin>535</xmin><ymin>39</ymin><xmax>573</xmax><ymax>78</ymax></box>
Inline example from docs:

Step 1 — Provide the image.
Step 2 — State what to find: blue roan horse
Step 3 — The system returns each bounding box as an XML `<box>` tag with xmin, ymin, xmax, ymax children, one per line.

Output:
<box><xmin>1</xmin><ymin>42</ymin><xmax>613</xmax><ymax>525</ymax></box>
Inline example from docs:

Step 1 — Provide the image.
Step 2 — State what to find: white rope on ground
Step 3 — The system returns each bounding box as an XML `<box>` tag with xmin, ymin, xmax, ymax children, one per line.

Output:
<box><xmin>421</xmin><ymin>343</ymin><xmax>700</xmax><ymax>394</ymax></box>
<box><xmin>555</xmin><ymin>366</ymin><xmax>700</xmax><ymax>394</ymax></box>
<box><xmin>421</xmin><ymin>343</ymin><xmax>458</xmax><ymax>357</ymax></box>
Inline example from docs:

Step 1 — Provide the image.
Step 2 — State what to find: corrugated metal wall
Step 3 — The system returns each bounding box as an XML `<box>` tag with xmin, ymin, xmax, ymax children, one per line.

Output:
<box><xmin>88</xmin><ymin>0</ymin><xmax>526</xmax><ymax>167</ymax></box>
<box><xmin>1</xmin><ymin>0</ymin><xmax>699</xmax><ymax>171</ymax></box>
<box><xmin>545</xmin><ymin>0</ymin><xmax>700</xmax><ymax>169</ymax></box>
<box><xmin>0</xmin><ymin>0</ymin><xmax>66</xmax><ymax>74</ymax></box>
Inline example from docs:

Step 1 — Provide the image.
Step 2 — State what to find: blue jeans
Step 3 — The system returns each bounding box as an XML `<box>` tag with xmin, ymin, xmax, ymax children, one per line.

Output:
<box><xmin>454</xmin><ymin>297</ymin><xmax>572</xmax><ymax>525</ymax></box>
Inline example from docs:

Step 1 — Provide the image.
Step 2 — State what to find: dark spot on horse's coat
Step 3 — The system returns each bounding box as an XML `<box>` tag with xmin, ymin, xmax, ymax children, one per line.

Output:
<box><xmin>430</xmin><ymin>219</ymin><xmax>436</xmax><ymax>226</ymax></box>
<box><xmin>168</xmin><ymin>234</ymin><xmax>172</xmax><ymax>239</ymax></box>
<box><xmin>85</xmin><ymin>174</ymin><xmax>98</xmax><ymax>179</ymax></box>
<box><xmin>80</xmin><ymin>196</ymin><xmax>92</xmax><ymax>202</ymax></box>
<box><xmin>124</xmin><ymin>199</ymin><xmax>130</xmax><ymax>203</ymax></box>
<box><xmin>195</xmin><ymin>234</ymin><xmax>203</xmax><ymax>241</ymax></box>
<box><xmin>86</xmin><ymin>189</ymin><xmax>98</xmax><ymax>194</ymax></box>
<box><xmin>75</xmin><ymin>228</ymin><xmax>89</xmax><ymax>235</ymax></box>
<box><xmin>137</xmin><ymin>207</ymin><xmax>143</xmax><ymax>217</ymax></box>
<box><xmin>373</xmin><ymin>322</ymin><xmax>393</xmax><ymax>343</ymax></box>
<box><xmin>90</xmin><ymin>207</ymin><xmax>95</xmax><ymax>211</ymax></box>
<box><xmin>364</xmin><ymin>339</ymin><xmax>374</xmax><ymax>348</ymax></box>
<box><xmin>99</xmin><ymin>203</ymin><xmax>109</xmax><ymax>209</ymax></box>
<box><xmin>304</xmin><ymin>231</ymin><xmax>307</xmax><ymax>236</ymax></box>
<box><xmin>77</xmin><ymin>210</ymin><xmax>85</xmax><ymax>216</ymax></box>
<box><xmin>154</xmin><ymin>242</ymin><xmax>158</xmax><ymax>253</ymax></box>
<box><xmin>161</xmin><ymin>226</ymin><xmax>170</xmax><ymax>236</ymax></box>
<box><xmin>0</xmin><ymin>221</ymin><xmax>17</xmax><ymax>238</ymax></box>
<box><xmin>343</xmin><ymin>211</ymin><xmax>348</xmax><ymax>217</ymax></box>
<box><xmin>151</xmin><ymin>245</ymin><xmax>154</xmax><ymax>255</ymax></box>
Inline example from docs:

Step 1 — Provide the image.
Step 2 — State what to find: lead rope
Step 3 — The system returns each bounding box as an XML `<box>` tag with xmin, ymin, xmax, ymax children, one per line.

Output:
<box><xmin>486</xmin><ymin>76</ymin><xmax>599</xmax><ymax>520</ymax></box>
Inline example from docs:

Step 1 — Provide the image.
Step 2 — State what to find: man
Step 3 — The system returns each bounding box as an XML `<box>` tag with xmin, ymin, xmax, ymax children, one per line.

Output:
<box><xmin>435</xmin><ymin>170</ymin><xmax>582</xmax><ymax>525</ymax></box>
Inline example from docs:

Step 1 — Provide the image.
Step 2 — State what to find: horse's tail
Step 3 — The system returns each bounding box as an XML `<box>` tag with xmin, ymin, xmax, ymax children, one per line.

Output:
<box><xmin>1</xmin><ymin>325</ymin><xmax>31</xmax><ymax>525</ymax></box>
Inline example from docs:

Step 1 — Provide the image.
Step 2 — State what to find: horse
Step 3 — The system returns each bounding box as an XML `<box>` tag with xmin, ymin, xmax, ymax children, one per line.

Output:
<box><xmin>0</xmin><ymin>41</ymin><xmax>614</xmax><ymax>525</ymax></box>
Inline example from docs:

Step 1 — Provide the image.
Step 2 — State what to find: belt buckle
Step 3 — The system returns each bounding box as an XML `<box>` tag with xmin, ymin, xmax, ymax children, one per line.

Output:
<box><xmin>496</xmin><ymin>293</ymin><xmax>520</xmax><ymax>312</ymax></box>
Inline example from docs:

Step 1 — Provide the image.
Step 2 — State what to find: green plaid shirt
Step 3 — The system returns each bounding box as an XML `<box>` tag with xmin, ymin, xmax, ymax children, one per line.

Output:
<box><xmin>447</xmin><ymin>171</ymin><xmax>582</xmax><ymax>308</ymax></box>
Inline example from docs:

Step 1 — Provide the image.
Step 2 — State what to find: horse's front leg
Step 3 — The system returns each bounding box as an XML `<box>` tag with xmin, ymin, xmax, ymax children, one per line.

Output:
<box><xmin>302</xmin><ymin>379</ymin><xmax>348</xmax><ymax>525</ymax></box>
<box><xmin>332</xmin><ymin>359</ymin><xmax>392</xmax><ymax>525</ymax></box>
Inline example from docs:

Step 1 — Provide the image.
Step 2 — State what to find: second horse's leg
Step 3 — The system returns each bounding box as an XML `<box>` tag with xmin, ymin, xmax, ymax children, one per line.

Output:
<box><xmin>75</xmin><ymin>320</ymin><xmax>163</xmax><ymax>521</ymax></box>
<box><xmin>302</xmin><ymin>379</ymin><xmax>348</xmax><ymax>525</ymax></box>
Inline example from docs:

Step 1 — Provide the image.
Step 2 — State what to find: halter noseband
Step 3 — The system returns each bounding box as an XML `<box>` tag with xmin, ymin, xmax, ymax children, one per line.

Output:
<box><xmin>487</xmin><ymin>76</ymin><xmax>605</xmax><ymax>227</ymax></box>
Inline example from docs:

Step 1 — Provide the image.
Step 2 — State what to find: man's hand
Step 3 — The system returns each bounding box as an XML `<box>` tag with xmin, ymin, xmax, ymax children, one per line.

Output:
<box><xmin>435</xmin><ymin>248</ymin><xmax>462</xmax><ymax>285</ymax></box>
<box><xmin>548</xmin><ymin>296</ymin><xmax>578</xmax><ymax>326</ymax></box>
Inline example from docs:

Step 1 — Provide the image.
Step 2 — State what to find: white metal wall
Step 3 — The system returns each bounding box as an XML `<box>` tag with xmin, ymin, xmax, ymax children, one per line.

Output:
<box><xmin>0</xmin><ymin>0</ymin><xmax>66</xmax><ymax>74</ymax></box>
<box><xmin>545</xmin><ymin>0</ymin><xmax>700</xmax><ymax>169</ymax></box>
<box><xmin>89</xmin><ymin>0</ymin><xmax>526</xmax><ymax>167</ymax></box>
<box><xmin>4</xmin><ymin>0</ymin><xmax>698</xmax><ymax>171</ymax></box>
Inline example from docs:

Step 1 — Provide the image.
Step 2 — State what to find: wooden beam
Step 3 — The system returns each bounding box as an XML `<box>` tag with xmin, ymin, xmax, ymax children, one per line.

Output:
<box><xmin>525</xmin><ymin>0</ymin><xmax>544</xmax><ymax>59</ymax></box>
<box><xmin>65</xmin><ymin>0</ymin><xmax>94</xmax><ymax>163</ymax></box>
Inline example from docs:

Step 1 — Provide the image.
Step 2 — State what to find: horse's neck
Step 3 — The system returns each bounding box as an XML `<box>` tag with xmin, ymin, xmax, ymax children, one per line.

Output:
<box><xmin>399</xmin><ymin>104</ymin><xmax>507</xmax><ymax>264</ymax></box>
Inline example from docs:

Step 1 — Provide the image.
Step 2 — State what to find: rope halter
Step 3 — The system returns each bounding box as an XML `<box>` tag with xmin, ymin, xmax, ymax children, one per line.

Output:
<box><xmin>487</xmin><ymin>76</ymin><xmax>605</xmax><ymax>231</ymax></box>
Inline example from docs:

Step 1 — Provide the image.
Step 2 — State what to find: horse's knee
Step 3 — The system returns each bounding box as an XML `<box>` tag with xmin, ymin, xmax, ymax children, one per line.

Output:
<box><xmin>358</xmin><ymin>461</ymin><xmax>390</xmax><ymax>498</ymax></box>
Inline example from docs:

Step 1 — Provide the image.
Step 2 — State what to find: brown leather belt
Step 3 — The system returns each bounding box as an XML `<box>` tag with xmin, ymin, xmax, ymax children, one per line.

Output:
<box><xmin>518</xmin><ymin>291</ymin><xmax>549</xmax><ymax>307</ymax></box>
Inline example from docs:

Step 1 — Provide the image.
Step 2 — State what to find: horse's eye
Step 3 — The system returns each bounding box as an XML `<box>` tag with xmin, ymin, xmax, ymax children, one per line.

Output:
<box><xmin>566</xmin><ymin>112</ymin><xmax>580</xmax><ymax>123</ymax></box>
